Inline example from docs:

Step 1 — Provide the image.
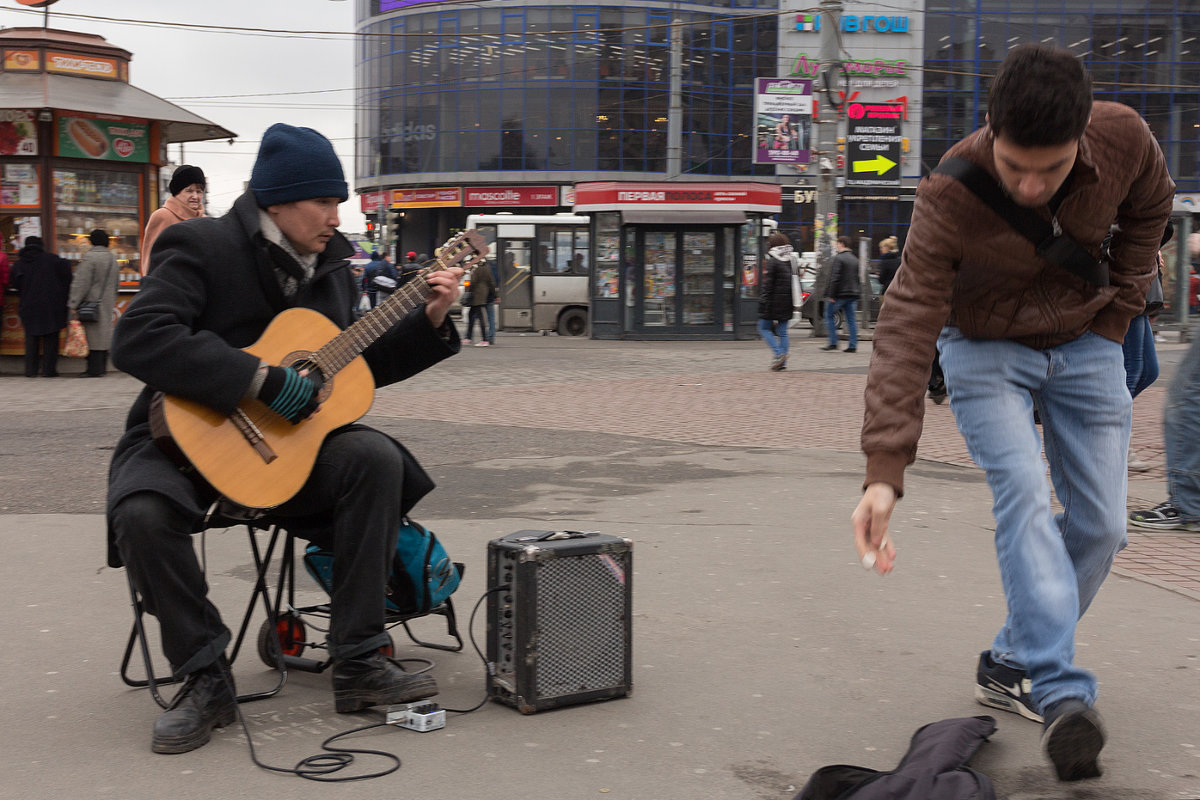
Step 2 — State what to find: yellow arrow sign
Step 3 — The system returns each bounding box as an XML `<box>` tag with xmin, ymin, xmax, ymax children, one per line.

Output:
<box><xmin>852</xmin><ymin>155</ymin><xmax>897</xmax><ymax>175</ymax></box>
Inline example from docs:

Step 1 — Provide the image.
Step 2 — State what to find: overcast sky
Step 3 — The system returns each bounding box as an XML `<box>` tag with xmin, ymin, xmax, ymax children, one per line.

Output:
<box><xmin>0</xmin><ymin>0</ymin><xmax>369</xmax><ymax>230</ymax></box>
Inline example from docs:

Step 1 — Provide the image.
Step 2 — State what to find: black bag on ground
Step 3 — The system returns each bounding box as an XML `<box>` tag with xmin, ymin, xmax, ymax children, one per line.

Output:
<box><xmin>796</xmin><ymin>716</ymin><xmax>997</xmax><ymax>800</ymax></box>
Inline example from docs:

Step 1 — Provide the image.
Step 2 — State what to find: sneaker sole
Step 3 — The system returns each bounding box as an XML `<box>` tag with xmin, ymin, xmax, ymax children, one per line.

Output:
<box><xmin>1042</xmin><ymin>708</ymin><xmax>1106</xmax><ymax>781</ymax></box>
<box><xmin>1128</xmin><ymin>517</ymin><xmax>1200</xmax><ymax>532</ymax></box>
<box><xmin>974</xmin><ymin>685</ymin><xmax>1043</xmax><ymax>722</ymax></box>
<box><xmin>334</xmin><ymin>676</ymin><xmax>438</xmax><ymax>713</ymax></box>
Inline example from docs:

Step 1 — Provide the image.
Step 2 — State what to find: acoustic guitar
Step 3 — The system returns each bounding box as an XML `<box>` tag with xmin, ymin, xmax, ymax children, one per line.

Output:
<box><xmin>149</xmin><ymin>231</ymin><xmax>488</xmax><ymax>510</ymax></box>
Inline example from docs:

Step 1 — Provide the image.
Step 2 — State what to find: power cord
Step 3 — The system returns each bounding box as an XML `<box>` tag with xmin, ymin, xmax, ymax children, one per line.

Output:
<box><xmin>222</xmin><ymin>583</ymin><xmax>509</xmax><ymax>780</ymax></box>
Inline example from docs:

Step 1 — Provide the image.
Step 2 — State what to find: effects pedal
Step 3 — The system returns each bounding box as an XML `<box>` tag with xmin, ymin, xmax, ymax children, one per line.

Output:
<box><xmin>385</xmin><ymin>701</ymin><xmax>446</xmax><ymax>732</ymax></box>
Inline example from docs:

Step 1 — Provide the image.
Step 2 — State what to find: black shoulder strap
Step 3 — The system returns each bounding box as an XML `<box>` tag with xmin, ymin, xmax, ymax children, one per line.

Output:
<box><xmin>932</xmin><ymin>157</ymin><xmax>1109</xmax><ymax>287</ymax></box>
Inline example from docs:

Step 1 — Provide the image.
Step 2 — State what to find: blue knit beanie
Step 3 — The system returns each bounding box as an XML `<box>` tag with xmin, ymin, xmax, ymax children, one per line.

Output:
<box><xmin>250</xmin><ymin>123</ymin><xmax>348</xmax><ymax>208</ymax></box>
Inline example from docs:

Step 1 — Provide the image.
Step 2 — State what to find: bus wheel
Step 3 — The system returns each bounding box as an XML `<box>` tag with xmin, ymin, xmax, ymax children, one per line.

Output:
<box><xmin>557</xmin><ymin>308</ymin><xmax>588</xmax><ymax>337</ymax></box>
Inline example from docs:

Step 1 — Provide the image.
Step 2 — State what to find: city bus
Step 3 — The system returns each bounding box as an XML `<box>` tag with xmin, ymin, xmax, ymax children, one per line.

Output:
<box><xmin>465</xmin><ymin>212</ymin><xmax>590</xmax><ymax>336</ymax></box>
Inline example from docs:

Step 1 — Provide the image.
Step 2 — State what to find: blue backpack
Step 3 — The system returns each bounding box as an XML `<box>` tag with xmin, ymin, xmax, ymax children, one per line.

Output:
<box><xmin>304</xmin><ymin>518</ymin><xmax>462</xmax><ymax>616</ymax></box>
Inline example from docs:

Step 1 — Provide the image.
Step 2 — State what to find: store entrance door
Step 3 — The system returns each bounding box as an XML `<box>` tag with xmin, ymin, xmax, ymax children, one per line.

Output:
<box><xmin>498</xmin><ymin>238</ymin><xmax>533</xmax><ymax>329</ymax></box>
<box><xmin>634</xmin><ymin>228</ymin><xmax>723</xmax><ymax>334</ymax></box>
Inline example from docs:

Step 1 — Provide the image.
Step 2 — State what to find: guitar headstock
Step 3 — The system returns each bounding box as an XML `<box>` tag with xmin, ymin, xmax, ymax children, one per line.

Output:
<box><xmin>431</xmin><ymin>230</ymin><xmax>490</xmax><ymax>272</ymax></box>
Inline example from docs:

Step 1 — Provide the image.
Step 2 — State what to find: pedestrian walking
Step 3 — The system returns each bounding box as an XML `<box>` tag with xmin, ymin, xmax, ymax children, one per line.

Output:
<box><xmin>465</xmin><ymin>257</ymin><xmax>495</xmax><ymax>346</ymax></box>
<box><xmin>1127</xmin><ymin>325</ymin><xmax>1200</xmax><ymax>532</ymax></box>
<box><xmin>758</xmin><ymin>231</ymin><xmax>795</xmax><ymax>371</ymax></box>
<box><xmin>68</xmin><ymin>229</ymin><xmax>120</xmax><ymax>377</ymax></box>
<box><xmin>821</xmin><ymin>236</ymin><xmax>860</xmax><ymax>353</ymax></box>
<box><xmin>851</xmin><ymin>45</ymin><xmax>1173</xmax><ymax>783</ymax></box>
<box><xmin>10</xmin><ymin>236</ymin><xmax>72</xmax><ymax>377</ymax></box>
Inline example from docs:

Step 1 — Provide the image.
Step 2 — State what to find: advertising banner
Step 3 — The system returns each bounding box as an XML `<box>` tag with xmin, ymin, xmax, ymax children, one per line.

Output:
<box><xmin>573</xmin><ymin>181</ymin><xmax>781</xmax><ymax>213</ymax></box>
<box><xmin>360</xmin><ymin>190</ymin><xmax>388</xmax><ymax>214</ymax></box>
<box><xmin>844</xmin><ymin>102</ymin><xmax>903</xmax><ymax>187</ymax></box>
<box><xmin>0</xmin><ymin>109</ymin><xmax>38</xmax><ymax>157</ymax></box>
<box><xmin>56</xmin><ymin>115</ymin><xmax>150</xmax><ymax>163</ymax></box>
<box><xmin>464</xmin><ymin>186</ymin><xmax>558</xmax><ymax>207</ymax></box>
<box><xmin>391</xmin><ymin>187</ymin><xmax>462</xmax><ymax>208</ymax></box>
<box><xmin>45</xmin><ymin>50</ymin><xmax>120</xmax><ymax>80</ymax></box>
<box><xmin>2</xmin><ymin>49</ymin><xmax>40</xmax><ymax>72</ymax></box>
<box><xmin>753</xmin><ymin>78</ymin><xmax>813</xmax><ymax>165</ymax></box>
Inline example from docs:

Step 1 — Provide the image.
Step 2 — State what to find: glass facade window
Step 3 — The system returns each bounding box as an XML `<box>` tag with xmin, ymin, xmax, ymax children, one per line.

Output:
<box><xmin>358</xmin><ymin>3</ymin><xmax>779</xmax><ymax>181</ymax></box>
<box><xmin>922</xmin><ymin>0</ymin><xmax>1200</xmax><ymax>190</ymax></box>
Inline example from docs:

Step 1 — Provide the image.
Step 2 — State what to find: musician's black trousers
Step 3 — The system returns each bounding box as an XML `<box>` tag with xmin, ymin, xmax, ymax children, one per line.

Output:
<box><xmin>113</xmin><ymin>428</ymin><xmax>403</xmax><ymax>677</ymax></box>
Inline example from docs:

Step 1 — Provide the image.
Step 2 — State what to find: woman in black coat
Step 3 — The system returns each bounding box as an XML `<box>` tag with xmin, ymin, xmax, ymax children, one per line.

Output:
<box><xmin>758</xmin><ymin>231</ymin><xmax>796</xmax><ymax>371</ymax></box>
<box><xmin>10</xmin><ymin>236</ymin><xmax>72</xmax><ymax>377</ymax></box>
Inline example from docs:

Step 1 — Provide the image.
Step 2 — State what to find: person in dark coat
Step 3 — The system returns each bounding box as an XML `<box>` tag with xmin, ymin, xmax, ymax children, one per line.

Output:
<box><xmin>10</xmin><ymin>236</ymin><xmax>72</xmax><ymax>377</ymax></box>
<box><xmin>876</xmin><ymin>235</ymin><xmax>900</xmax><ymax>293</ymax></box>
<box><xmin>821</xmin><ymin>236</ymin><xmax>862</xmax><ymax>353</ymax></box>
<box><xmin>106</xmin><ymin>123</ymin><xmax>465</xmax><ymax>755</ymax></box>
<box><xmin>758</xmin><ymin>231</ymin><xmax>796</xmax><ymax>371</ymax></box>
<box><xmin>362</xmin><ymin>249</ymin><xmax>397</xmax><ymax>308</ymax></box>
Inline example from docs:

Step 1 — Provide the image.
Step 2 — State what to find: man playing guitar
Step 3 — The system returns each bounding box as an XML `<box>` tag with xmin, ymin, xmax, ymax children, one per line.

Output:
<box><xmin>107</xmin><ymin>123</ymin><xmax>466</xmax><ymax>754</ymax></box>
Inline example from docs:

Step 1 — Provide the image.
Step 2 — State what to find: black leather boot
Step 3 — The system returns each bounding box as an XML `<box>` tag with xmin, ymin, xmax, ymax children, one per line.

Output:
<box><xmin>151</xmin><ymin>658</ymin><xmax>238</xmax><ymax>754</ymax></box>
<box><xmin>332</xmin><ymin>652</ymin><xmax>437</xmax><ymax>713</ymax></box>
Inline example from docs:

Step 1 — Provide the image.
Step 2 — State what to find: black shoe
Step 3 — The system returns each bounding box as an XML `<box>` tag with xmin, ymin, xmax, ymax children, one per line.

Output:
<box><xmin>770</xmin><ymin>354</ymin><xmax>787</xmax><ymax>371</ymax></box>
<box><xmin>1041</xmin><ymin>698</ymin><xmax>1106</xmax><ymax>781</ymax></box>
<box><xmin>151</xmin><ymin>659</ymin><xmax>238</xmax><ymax>754</ymax></box>
<box><xmin>974</xmin><ymin>650</ymin><xmax>1042</xmax><ymax>722</ymax></box>
<box><xmin>843</xmin><ymin>347</ymin><xmax>857</xmax><ymax>353</ymax></box>
<box><xmin>820</xmin><ymin>344</ymin><xmax>838</xmax><ymax>351</ymax></box>
<box><xmin>332</xmin><ymin>652</ymin><xmax>438</xmax><ymax>713</ymax></box>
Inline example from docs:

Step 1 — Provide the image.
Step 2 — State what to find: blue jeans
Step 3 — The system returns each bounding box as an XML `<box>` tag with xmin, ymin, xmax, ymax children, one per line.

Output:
<box><xmin>825</xmin><ymin>298</ymin><xmax>858</xmax><ymax>349</ymax></box>
<box><xmin>758</xmin><ymin>318</ymin><xmax>788</xmax><ymax>358</ymax></box>
<box><xmin>1121</xmin><ymin>314</ymin><xmax>1159</xmax><ymax>397</ymax></box>
<box><xmin>1165</xmin><ymin>323</ymin><xmax>1200</xmax><ymax>519</ymax></box>
<box><xmin>486</xmin><ymin>302</ymin><xmax>497</xmax><ymax>343</ymax></box>
<box><xmin>937</xmin><ymin>327</ymin><xmax>1131</xmax><ymax>712</ymax></box>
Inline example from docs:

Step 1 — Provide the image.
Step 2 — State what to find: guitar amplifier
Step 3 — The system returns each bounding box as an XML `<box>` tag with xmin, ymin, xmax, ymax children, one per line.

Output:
<box><xmin>487</xmin><ymin>530</ymin><xmax>633</xmax><ymax>714</ymax></box>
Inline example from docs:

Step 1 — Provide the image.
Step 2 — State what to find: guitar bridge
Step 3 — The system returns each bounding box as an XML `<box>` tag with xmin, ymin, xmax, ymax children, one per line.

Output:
<box><xmin>233</xmin><ymin>408</ymin><xmax>277</xmax><ymax>464</ymax></box>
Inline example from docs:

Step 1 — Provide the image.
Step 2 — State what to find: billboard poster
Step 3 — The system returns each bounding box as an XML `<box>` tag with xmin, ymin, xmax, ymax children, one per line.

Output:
<box><xmin>753</xmin><ymin>78</ymin><xmax>813</xmax><ymax>165</ymax></box>
<box><xmin>0</xmin><ymin>109</ymin><xmax>38</xmax><ymax>157</ymax></box>
<box><xmin>56</xmin><ymin>115</ymin><xmax>150</xmax><ymax>163</ymax></box>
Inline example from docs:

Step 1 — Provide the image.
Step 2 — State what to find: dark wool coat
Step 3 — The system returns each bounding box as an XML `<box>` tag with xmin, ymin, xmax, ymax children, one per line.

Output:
<box><xmin>10</xmin><ymin>243</ymin><xmax>72</xmax><ymax>336</ymax></box>
<box><xmin>878</xmin><ymin>250</ymin><xmax>901</xmax><ymax>293</ymax></box>
<box><xmin>759</xmin><ymin>251</ymin><xmax>795</xmax><ymax>321</ymax></box>
<box><xmin>106</xmin><ymin>191</ymin><xmax>460</xmax><ymax>566</ymax></box>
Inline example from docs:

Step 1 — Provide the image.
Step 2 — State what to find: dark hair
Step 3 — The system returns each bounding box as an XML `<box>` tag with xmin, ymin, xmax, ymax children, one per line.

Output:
<box><xmin>766</xmin><ymin>232</ymin><xmax>790</xmax><ymax>248</ymax></box>
<box><xmin>837</xmin><ymin>236</ymin><xmax>854</xmax><ymax>249</ymax></box>
<box><xmin>988</xmin><ymin>44</ymin><xmax>1092</xmax><ymax>147</ymax></box>
<box><xmin>89</xmin><ymin>229</ymin><xmax>110</xmax><ymax>247</ymax></box>
<box><xmin>24</xmin><ymin>235</ymin><xmax>42</xmax><ymax>248</ymax></box>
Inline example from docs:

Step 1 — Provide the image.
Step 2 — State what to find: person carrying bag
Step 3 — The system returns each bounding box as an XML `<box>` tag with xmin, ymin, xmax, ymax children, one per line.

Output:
<box><xmin>68</xmin><ymin>229</ymin><xmax>121</xmax><ymax>377</ymax></box>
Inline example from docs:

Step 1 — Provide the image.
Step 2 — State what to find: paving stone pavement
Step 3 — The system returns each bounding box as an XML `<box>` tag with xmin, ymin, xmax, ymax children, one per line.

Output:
<box><xmin>374</xmin><ymin>331</ymin><xmax>1200</xmax><ymax>601</ymax></box>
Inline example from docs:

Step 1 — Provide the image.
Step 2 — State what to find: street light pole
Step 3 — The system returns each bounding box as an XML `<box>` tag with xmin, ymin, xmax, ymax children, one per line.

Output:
<box><xmin>812</xmin><ymin>0</ymin><xmax>843</xmax><ymax>338</ymax></box>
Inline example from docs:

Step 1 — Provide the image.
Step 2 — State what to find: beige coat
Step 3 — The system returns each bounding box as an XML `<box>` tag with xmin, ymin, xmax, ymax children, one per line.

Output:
<box><xmin>140</xmin><ymin>194</ymin><xmax>203</xmax><ymax>275</ymax></box>
<box><xmin>69</xmin><ymin>245</ymin><xmax>120</xmax><ymax>350</ymax></box>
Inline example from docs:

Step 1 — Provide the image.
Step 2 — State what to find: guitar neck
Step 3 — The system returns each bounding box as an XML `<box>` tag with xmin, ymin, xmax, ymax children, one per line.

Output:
<box><xmin>313</xmin><ymin>241</ymin><xmax>479</xmax><ymax>376</ymax></box>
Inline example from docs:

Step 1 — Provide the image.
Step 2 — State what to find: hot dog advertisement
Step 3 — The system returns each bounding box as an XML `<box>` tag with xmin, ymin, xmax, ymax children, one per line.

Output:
<box><xmin>57</xmin><ymin>115</ymin><xmax>149</xmax><ymax>162</ymax></box>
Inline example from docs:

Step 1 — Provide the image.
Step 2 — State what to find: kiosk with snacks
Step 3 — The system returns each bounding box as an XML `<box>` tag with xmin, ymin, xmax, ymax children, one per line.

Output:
<box><xmin>0</xmin><ymin>26</ymin><xmax>233</xmax><ymax>362</ymax></box>
<box><xmin>574</xmin><ymin>181</ymin><xmax>782</xmax><ymax>340</ymax></box>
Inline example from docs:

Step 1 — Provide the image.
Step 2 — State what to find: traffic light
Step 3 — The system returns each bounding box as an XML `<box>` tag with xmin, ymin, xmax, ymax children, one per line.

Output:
<box><xmin>388</xmin><ymin>209</ymin><xmax>404</xmax><ymax>229</ymax></box>
<box><xmin>365</xmin><ymin>220</ymin><xmax>375</xmax><ymax>241</ymax></box>
<box><xmin>836</xmin><ymin>154</ymin><xmax>845</xmax><ymax>171</ymax></box>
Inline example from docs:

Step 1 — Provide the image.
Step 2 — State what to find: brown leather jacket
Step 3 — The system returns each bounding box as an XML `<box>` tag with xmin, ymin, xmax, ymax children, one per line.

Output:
<box><xmin>862</xmin><ymin>101</ymin><xmax>1174</xmax><ymax>495</ymax></box>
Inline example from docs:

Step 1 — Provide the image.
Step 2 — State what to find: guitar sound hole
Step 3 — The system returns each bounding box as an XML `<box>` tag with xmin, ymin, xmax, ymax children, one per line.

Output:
<box><xmin>283</xmin><ymin>353</ymin><xmax>332</xmax><ymax>402</ymax></box>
